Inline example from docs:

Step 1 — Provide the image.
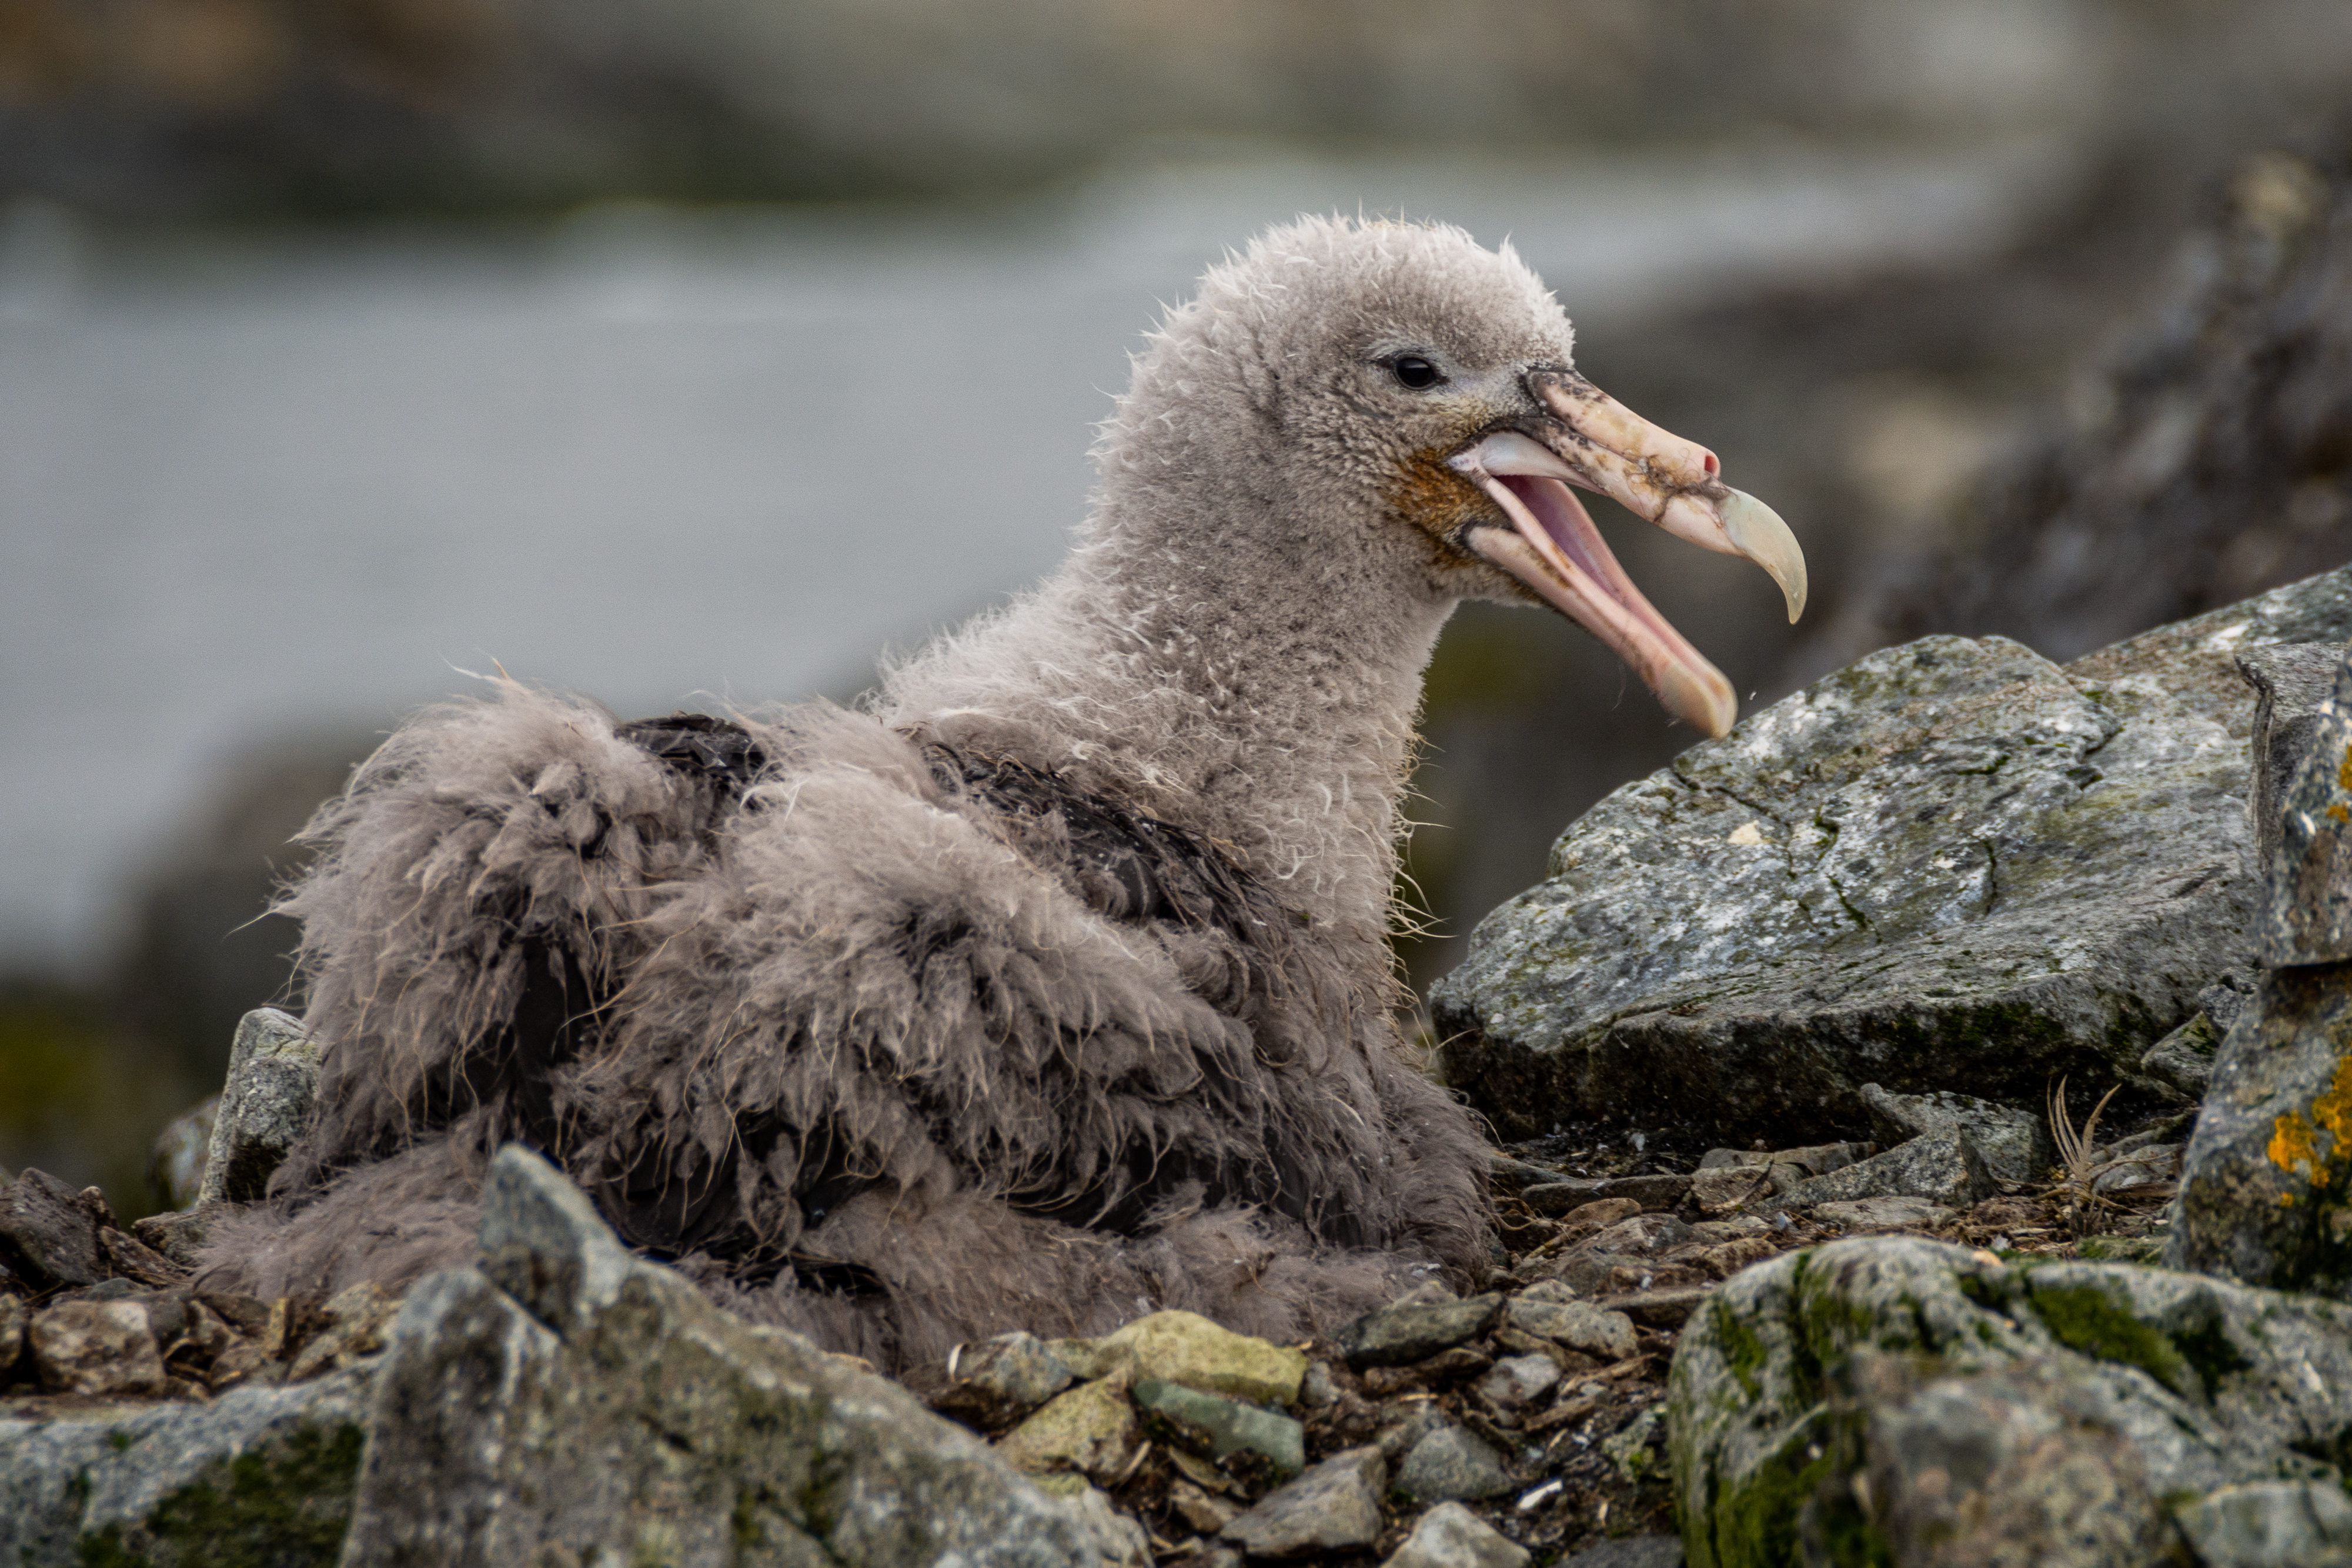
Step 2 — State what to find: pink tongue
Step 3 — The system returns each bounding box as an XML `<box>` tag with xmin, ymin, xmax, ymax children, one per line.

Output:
<box><xmin>1501</xmin><ymin>474</ymin><xmax>1614</xmax><ymax>594</ymax></box>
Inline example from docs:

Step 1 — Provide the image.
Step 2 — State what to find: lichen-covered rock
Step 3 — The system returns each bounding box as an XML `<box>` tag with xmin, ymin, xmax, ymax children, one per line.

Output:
<box><xmin>2141</xmin><ymin>1009</ymin><xmax>2223</xmax><ymax>1098</ymax></box>
<box><xmin>283</xmin><ymin>1281</ymin><xmax>401</xmax><ymax>1382</ymax></box>
<box><xmin>1132</xmin><ymin>1378</ymin><xmax>1304</xmax><ymax>1479</ymax></box>
<box><xmin>28</xmin><ymin>1300</ymin><xmax>164</xmax><ymax>1398</ymax></box>
<box><xmin>1857</xmin><ymin>1083</ymin><xmax>2052</xmax><ymax>1185</ymax></box>
<box><xmin>2173</xmin><ymin>1480</ymin><xmax>2352</xmax><ymax>1567</ymax></box>
<box><xmin>997</xmin><ymin>1375</ymin><xmax>1142</xmax><ymax>1480</ymax></box>
<box><xmin>1473</xmin><ymin>1353</ymin><xmax>1561</xmax><ymax>1412</ymax></box>
<box><xmin>1396</xmin><ymin>1424</ymin><xmax>1514</xmax><ymax>1502</ymax></box>
<box><xmin>1669</xmin><ymin>1236</ymin><xmax>2352</xmax><ymax>1568</ymax></box>
<box><xmin>1810</xmin><ymin>1196</ymin><xmax>1953</xmax><ymax>1229</ymax></box>
<box><xmin>2260</xmin><ymin>649</ymin><xmax>2352</xmax><ymax>965</ymax></box>
<box><xmin>1502</xmin><ymin>1295</ymin><xmax>1638</xmax><ymax>1363</ymax></box>
<box><xmin>936</xmin><ymin>1331</ymin><xmax>1078</xmax><ymax>1428</ymax></box>
<box><xmin>199</xmin><ymin>1008</ymin><xmax>322</xmax><ymax>1205</ymax></box>
<box><xmin>2238</xmin><ymin>642</ymin><xmax>2345</xmax><ymax>892</ymax></box>
<box><xmin>1077</xmin><ymin>1309</ymin><xmax>1307</xmax><ymax>1406</ymax></box>
<box><xmin>0</xmin><ymin>1361</ymin><xmax>374</xmax><ymax>1567</ymax></box>
<box><xmin>1337</xmin><ymin>1295</ymin><xmax>1504</xmax><ymax>1369</ymax></box>
<box><xmin>1430</xmin><ymin>563</ymin><xmax>2352</xmax><ymax>1140</ymax></box>
<box><xmin>341</xmin><ymin>1145</ymin><xmax>1117</xmax><ymax>1567</ymax></box>
<box><xmin>1219</xmin><ymin>1446</ymin><xmax>1387</xmax><ymax>1557</ymax></box>
<box><xmin>1766</xmin><ymin>1131</ymin><xmax>1996</xmax><ymax>1214</ymax></box>
<box><xmin>2168</xmin><ymin>962</ymin><xmax>2352</xmax><ymax>1291</ymax></box>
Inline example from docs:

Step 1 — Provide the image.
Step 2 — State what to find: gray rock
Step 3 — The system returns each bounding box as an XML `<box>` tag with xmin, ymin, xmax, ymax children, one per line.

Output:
<box><xmin>1473</xmin><ymin>1354</ymin><xmax>1561</xmax><ymax>1412</ymax></box>
<box><xmin>1670</xmin><ymin>1235</ymin><xmax>2352</xmax><ymax>1568</ymax></box>
<box><xmin>1132</xmin><ymin>1378</ymin><xmax>1304</xmax><ymax>1480</ymax></box>
<box><xmin>1857</xmin><ymin>1083</ymin><xmax>2053</xmax><ymax>1185</ymax></box>
<box><xmin>28</xmin><ymin>1301</ymin><xmax>164</xmax><ymax>1397</ymax></box>
<box><xmin>1396</xmin><ymin>1424</ymin><xmax>1514</xmax><ymax>1503</ymax></box>
<box><xmin>936</xmin><ymin>1331</ymin><xmax>1077</xmax><ymax>1428</ymax></box>
<box><xmin>1579</xmin><ymin>1213</ymin><xmax>1692</xmax><ymax>1259</ymax></box>
<box><xmin>129</xmin><ymin>1211</ymin><xmax>207</xmax><ymax>1271</ymax></box>
<box><xmin>1383</xmin><ymin>1500</ymin><xmax>1532</xmax><ymax>1568</ymax></box>
<box><xmin>2257</xmin><ymin>648</ymin><xmax>2352</xmax><ymax>965</ymax></box>
<box><xmin>2203</xmin><ymin>971</ymin><xmax>2261</xmax><ymax>1034</ymax></box>
<box><xmin>1767</xmin><ymin>1130</ymin><xmax>1996</xmax><ymax>1213</ymax></box>
<box><xmin>198</xmin><ymin>1008</ymin><xmax>322</xmax><ymax>1205</ymax></box>
<box><xmin>0</xmin><ymin>1170</ymin><xmax>103</xmax><ymax>1289</ymax></box>
<box><xmin>1811</xmin><ymin>1195</ymin><xmax>1955</xmax><ymax>1229</ymax></box>
<box><xmin>1432</xmin><ymin>607</ymin><xmax>2283</xmax><ymax>1142</ymax></box>
<box><xmin>1377</xmin><ymin>1401</ymin><xmax>1451</xmax><ymax>1460</ymax></box>
<box><xmin>146</xmin><ymin>1098</ymin><xmax>215</xmax><ymax>1213</ymax></box>
<box><xmin>1336</xmin><ymin>1294</ymin><xmax>1503</xmax><ymax>1368</ymax></box>
<box><xmin>1559</xmin><ymin>1537</ymin><xmax>1684</xmax><ymax>1567</ymax></box>
<box><xmin>1601</xmin><ymin>1289</ymin><xmax>1711</xmax><ymax>1330</ymax></box>
<box><xmin>1490</xmin><ymin>1154</ymin><xmax>1564</xmax><ymax>1193</ymax></box>
<box><xmin>2237</xmin><ymin>641</ymin><xmax>2346</xmax><ymax>891</ymax></box>
<box><xmin>2173</xmin><ymin>1480</ymin><xmax>2352</xmax><ymax>1567</ymax></box>
<box><xmin>2092</xmin><ymin>1141</ymin><xmax>2180</xmax><ymax>1193</ymax></box>
<box><xmin>2169</xmin><ymin>964</ymin><xmax>2352</xmax><ymax>1291</ymax></box>
<box><xmin>340</xmin><ymin>1145</ymin><xmax>1115</xmax><ymax>1567</ymax></box>
<box><xmin>1696</xmin><ymin>1143</ymin><xmax>1865</xmax><ymax>1172</ymax></box>
<box><xmin>1601</xmin><ymin>1405</ymin><xmax>1666</xmax><ymax>1482</ymax></box>
<box><xmin>2141</xmin><ymin>1011</ymin><xmax>2223</xmax><ymax>1099</ymax></box>
<box><xmin>1220</xmin><ymin>1446</ymin><xmax>1387</xmax><ymax>1557</ymax></box>
<box><xmin>1586</xmin><ymin>1173</ymin><xmax>1692</xmax><ymax>1211</ymax></box>
<box><xmin>0</xmin><ymin>1295</ymin><xmax>21</xmax><ymax>1378</ymax></box>
<box><xmin>0</xmin><ymin>1361</ymin><xmax>375</xmax><ymax>1567</ymax></box>
<box><xmin>1528</xmin><ymin>1191</ymin><xmax>1643</xmax><ymax>1230</ymax></box>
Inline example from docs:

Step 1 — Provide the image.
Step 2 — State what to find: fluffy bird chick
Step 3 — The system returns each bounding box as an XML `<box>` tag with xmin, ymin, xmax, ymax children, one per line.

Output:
<box><xmin>198</xmin><ymin>216</ymin><xmax>1803</xmax><ymax>1375</ymax></box>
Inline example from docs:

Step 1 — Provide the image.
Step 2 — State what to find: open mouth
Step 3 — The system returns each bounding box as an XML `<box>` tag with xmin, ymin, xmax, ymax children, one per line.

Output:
<box><xmin>1446</xmin><ymin>380</ymin><xmax>1806</xmax><ymax>740</ymax></box>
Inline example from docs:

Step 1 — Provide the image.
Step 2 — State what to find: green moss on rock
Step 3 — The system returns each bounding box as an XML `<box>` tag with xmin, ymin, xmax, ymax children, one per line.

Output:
<box><xmin>2027</xmin><ymin>1279</ymin><xmax>2196</xmax><ymax>1400</ymax></box>
<box><xmin>76</xmin><ymin>1422</ymin><xmax>364</xmax><ymax>1568</ymax></box>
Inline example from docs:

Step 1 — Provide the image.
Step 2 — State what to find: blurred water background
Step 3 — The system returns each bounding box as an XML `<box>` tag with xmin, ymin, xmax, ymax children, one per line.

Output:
<box><xmin>5</xmin><ymin>0</ymin><xmax>2351</xmax><ymax>1213</ymax></box>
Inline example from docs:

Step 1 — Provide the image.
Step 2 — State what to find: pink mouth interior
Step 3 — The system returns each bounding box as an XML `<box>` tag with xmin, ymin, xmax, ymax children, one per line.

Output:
<box><xmin>1495</xmin><ymin>473</ymin><xmax>1705</xmax><ymax>664</ymax></box>
<box><xmin>1501</xmin><ymin>474</ymin><xmax>1612</xmax><ymax>584</ymax></box>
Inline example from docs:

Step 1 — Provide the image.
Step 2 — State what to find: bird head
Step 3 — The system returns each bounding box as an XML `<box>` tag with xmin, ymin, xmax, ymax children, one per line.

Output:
<box><xmin>1102</xmin><ymin>215</ymin><xmax>1806</xmax><ymax>740</ymax></box>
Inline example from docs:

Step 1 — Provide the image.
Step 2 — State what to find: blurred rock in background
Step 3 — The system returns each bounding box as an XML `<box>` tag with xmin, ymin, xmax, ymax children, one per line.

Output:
<box><xmin>0</xmin><ymin>733</ymin><xmax>366</xmax><ymax>1215</ymax></box>
<box><xmin>1836</xmin><ymin>145</ymin><xmax>2352</xmax><ymax>664</ymax></box>
<box><xmin>2</xmin><ymin>0</ymin><xmax>2348</xmax><ymax>218</ymax></box>
<box><xmin>8</xmin><ymin>0</ymin><xmax>2352</xmax><ymax>1205</ymax></box>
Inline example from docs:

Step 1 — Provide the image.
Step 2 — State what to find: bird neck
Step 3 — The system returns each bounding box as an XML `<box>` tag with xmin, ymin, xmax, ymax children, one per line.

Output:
<box><xmin>880</xmin><ymin>506</ymin><xmax>1455</xmax><ymax>941</ymax></box>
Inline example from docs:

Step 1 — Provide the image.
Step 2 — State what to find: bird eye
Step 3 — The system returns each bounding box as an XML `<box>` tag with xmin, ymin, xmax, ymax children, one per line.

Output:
<box><xmin>1391</xmin><ymin>356</ymin><xmax>1442</xmax><ymax>390</ymax></box>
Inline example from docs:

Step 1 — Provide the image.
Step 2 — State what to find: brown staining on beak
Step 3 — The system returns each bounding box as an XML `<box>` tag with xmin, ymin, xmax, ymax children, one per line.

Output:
<box><xmin>1527</xmin><ymin>368</ymin><xmax>1720</xmax><ymax>493</ymax></box>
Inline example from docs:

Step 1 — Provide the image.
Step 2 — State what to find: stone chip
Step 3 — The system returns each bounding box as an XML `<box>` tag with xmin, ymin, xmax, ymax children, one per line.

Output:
<box><xmin>1220</xmin><ymin>1446</ymin><xmax>1387</xmax><ymax>1557</ymax></box>
<box><xmin>1382</xmin><ymin>1500</ymin><xmax>1532</xmax><ymax>1568</ymax></box>
<box><xmin>29</xmin><ymin>1299</ymin><xmax>166</xmax><ymax>1397</ymax></box>
<box><xmin>1335</xmin><ymin>1294</ymin><xmax>1503</xmax><ymax>1369</ymax></box>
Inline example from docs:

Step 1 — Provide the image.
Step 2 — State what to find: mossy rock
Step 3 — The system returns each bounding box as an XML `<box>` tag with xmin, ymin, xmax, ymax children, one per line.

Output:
<box><xmin>0</xmin><ymin>1363</ymin><xmax>376</xmax><ymax>1568</ymax></box>
<box><xmin>1669</xmin><ymin>1235</ymin><xmax>2352</xmax><ymax>1567</ymax></box>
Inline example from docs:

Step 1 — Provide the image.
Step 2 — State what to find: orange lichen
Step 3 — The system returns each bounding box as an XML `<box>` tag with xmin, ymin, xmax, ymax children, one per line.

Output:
<box><xmin>2338</xmin><ymin>742</ymin><xmax>2352</xmax><ymax>792</ymax></box>
<box><xmin>2270</xmin><ymin>1052</ymin><xmax>2352</xmax><ymax>1187</ymax></box>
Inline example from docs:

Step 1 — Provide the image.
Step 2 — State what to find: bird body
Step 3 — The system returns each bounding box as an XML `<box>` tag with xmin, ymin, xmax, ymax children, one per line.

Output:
<box><xmin>197</xmin><ymin>216</ymin><xmax>1802</xmax><ymax>1373</ymax></box>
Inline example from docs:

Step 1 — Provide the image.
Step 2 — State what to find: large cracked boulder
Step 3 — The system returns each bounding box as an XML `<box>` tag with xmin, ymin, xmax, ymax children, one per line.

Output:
<box><xmin>1433</xmin><ymin>565</ymin><xmax>2352</xmax><ymax>1142</ymax></box>
<box><xmin>342</xmin><ymin>1145</ymin><xmax>1117</xmax><ymax>1566</ymax></box>
<box><xmin>1669</xmin><ymin>1236</ymin><xmax>2352</xmax><ymax>1567</ymax></box>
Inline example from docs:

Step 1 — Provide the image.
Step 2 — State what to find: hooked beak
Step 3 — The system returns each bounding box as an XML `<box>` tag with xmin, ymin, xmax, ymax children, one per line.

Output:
<box><xmin>1448</xmin><ymin>370</ymin><xmax>1807</xmax><ymax>739</ymax></box>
